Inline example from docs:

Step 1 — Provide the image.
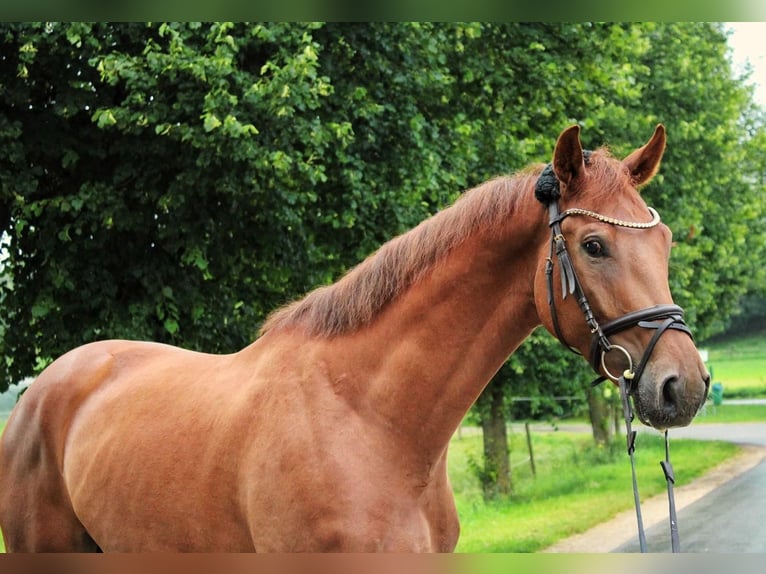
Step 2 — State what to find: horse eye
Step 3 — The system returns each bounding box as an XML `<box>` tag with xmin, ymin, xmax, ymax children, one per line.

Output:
<box><xmin>584</xmin><ymin>239</ymin><xmax>604</xmax><ymax>257</ymax></box>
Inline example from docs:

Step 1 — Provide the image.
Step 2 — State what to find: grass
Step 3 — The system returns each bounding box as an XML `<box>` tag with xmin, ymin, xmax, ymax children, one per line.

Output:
<box><xmin>703</xmin><ymin>329</ymin><xmax>766</xmax><ymax>396</ymax></box>
<box><xmin>693</xmin><ymin>402</ymin><xmax>766</xmax><ymax>423</ymax></box>
<box><xmin>449</xmin><ymin>429</ymin><xmax>740</xmax><ymax>552</ymax></box>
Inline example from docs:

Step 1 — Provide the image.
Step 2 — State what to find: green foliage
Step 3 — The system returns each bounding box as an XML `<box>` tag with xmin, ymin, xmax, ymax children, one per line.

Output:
<box><xmin>724</xmin><ymin>294</ymin><xmax>766</xmax><ymax>335</ymax></box>
<box><xmin>1</xmin><ymin>22</ymin><xmax>764</xmax><ymax>395</ymax></box>
<box><xmin>629</xmin><ymin>23</ymin><xmax>766</xmax><ymax>339</ymax></box>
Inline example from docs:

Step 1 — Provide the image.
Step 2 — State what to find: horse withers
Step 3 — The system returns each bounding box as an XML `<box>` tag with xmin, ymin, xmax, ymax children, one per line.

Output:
<box><xmin>0</xmin><ymin>125</ymin><xmax>709</xmax><ymax>552</ymax></box>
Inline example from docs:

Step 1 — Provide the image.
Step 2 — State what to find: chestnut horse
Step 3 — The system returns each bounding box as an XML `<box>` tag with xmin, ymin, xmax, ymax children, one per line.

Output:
<box><xmin>0</xmin><ymin>125</ymin><xmax>709</xmax><ymax>552</ymax></box>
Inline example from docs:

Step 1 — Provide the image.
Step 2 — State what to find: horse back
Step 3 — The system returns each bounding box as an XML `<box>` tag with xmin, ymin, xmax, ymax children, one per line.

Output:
<box><xmin>1</xmin><ymin>339</ymin><xmax>209</xmax><ymax>468</ymax></box>
<box><xmin>0</xmin><ymin>339</ymin><xmax>250</xmax><ymax>551</ymax></box>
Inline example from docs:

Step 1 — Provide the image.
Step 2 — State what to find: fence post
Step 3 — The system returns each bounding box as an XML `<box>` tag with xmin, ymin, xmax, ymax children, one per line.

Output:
<box><xmin>525</xmin><ymin>421</ymin><xmax>537</xmax><ymax>478</ymax></box>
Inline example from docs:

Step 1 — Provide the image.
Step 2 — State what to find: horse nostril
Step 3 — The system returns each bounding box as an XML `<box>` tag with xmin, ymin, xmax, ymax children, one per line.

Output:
<box><xmin>654</xmin><ymin>374</ymin><xmax>708</xmax><ymax>427</ymax></box>
<box><xmin>662</xmin><ymin>376</ymin><xmax>679</xmax><ymax>410</ymax></box>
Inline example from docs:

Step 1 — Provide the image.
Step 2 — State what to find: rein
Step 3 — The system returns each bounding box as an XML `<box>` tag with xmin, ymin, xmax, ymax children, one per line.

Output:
<box><xmin>535</xmin><ymin>161</ymin><xmax>692</xmax><ymax>553</ymax></box>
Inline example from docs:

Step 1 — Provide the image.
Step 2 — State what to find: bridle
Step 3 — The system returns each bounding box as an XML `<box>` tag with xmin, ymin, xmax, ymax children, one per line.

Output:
<box><xmin>543</xmin><ymin>197</ymin><xmax>693</xmax><ymax>388</ymax></box>
<box><xmin>535</xmin><ymin>158</ymin><xmax>694</xmax><ymax>552</ymax></box>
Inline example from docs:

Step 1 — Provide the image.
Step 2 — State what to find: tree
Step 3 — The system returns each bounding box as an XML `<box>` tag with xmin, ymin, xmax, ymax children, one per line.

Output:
<box><xmin>3</xmin><ymin>22</ymin><xmax>359</xmax><ymax>385</ymax></box>
<box><xmin>470</xmin><ymin>328</ymin><xmax>593</xmax><ymax>499</ymax></box>
<box><xmin>473</xmin><ymin>376</ymin><xmax>512</xmax><ymax>499</ymax></box>
<box><xmin>0</xmin><ymin>23</ymin><xmax>488</xmax><ymax>388</ymax></box>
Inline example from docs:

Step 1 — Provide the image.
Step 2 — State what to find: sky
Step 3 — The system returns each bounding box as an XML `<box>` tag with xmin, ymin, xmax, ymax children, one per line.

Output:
<box><xmin>726</xmin><ymin>22</ymin><xmax>766</xmax><ymax>107</ymax></box>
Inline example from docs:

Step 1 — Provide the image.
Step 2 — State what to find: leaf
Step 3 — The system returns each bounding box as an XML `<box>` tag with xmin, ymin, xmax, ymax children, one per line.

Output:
<box><xmin>203</xmin><ymin>113</ymin><xmax>222</xmax><ymax>132</ymax></box>
<box><xmin>93</xmin><ymin>109</ymin><xmax>117</xmax><ymax>128</ymax></box>
<box><xmin>61</xmin><ymin>149</ymin><xmax>80</xmax><ymax>169</ymax></box>
<box><xmin>163</xmin><ymin>318</ymin><xmax>180</xmax><ymax>335</ymax></box>
<box><xmin>31</xmin><ymin>302</ymin><xmax>50</xmax><ymax>319</ymax></box>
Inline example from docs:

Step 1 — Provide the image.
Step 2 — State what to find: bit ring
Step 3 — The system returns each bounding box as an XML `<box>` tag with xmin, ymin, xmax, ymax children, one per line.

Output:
<box><xmin>601</xmin><ymin>345</ymin><xmax>634</xmax><ymax>381</ymax></box>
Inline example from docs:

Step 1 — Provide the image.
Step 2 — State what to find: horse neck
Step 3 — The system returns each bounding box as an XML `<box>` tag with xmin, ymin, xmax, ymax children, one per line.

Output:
<box><xmin>317</xmin><ymin>197</ymin><xmax>548</xmax><ymax>459</ymax></box>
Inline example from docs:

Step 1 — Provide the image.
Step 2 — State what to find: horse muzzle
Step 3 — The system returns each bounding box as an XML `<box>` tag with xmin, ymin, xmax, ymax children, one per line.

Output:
<box><xmin>593</xmin><ymin>305</ymin><xmax>710</xmax><ymax>430</ymax></box>
<box><xmin>631</xmin><ymin>360</ymin><xmax>710</xmax><ymax>430</ymax></box>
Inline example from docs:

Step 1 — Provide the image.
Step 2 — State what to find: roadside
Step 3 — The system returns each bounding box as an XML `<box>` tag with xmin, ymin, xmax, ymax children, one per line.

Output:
<box><xmin>541</xmin><ymin>421</ymin><xmax>766</xmax><ymax>553</ymax></box>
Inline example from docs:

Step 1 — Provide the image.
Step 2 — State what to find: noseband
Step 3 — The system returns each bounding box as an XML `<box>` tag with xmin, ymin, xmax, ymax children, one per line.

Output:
<box><xmin>535</xmin><ymin>159</ymin><xmax>695</xmax><ymax>552</ymax></box>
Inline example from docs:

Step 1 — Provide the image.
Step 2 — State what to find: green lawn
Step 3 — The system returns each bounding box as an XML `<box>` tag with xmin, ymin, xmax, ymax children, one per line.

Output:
<box><xmin>694</xmin><ymin>402</ymin><xmax>766</xmax><ymax>423</ymax></box>
<box><xmin>449</xmin><ymin>429</ymin><xmax>739</xmax><ymax>552</ymax></box>
<box><xmin>703</xmin><ymin>330</ymin><xmax>766</xmax><ymax>396</ymax></box>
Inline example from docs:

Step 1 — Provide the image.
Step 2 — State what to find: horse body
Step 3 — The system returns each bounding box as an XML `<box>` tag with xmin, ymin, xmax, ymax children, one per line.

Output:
<box><xmin>1</xmin><ymin>226</ymin><xmax>542</xmax><ymax>552</ymax></box>
<box><xmin>0</xmin><ymin>125</ymin><xmax>709</xmax><ymax>552</ymax></box>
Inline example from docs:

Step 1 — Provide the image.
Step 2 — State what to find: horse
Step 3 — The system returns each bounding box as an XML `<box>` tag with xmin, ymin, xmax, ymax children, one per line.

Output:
<box><xmin>0</xmin><ymin>125</ymin><xmax>709</xmax><ymax>552</ymax></box>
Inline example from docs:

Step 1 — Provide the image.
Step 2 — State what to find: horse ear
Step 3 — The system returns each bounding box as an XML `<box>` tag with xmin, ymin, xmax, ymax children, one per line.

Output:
<box><xmin>552</xmin><ymin>125</ymin><xmax>585</xmax><ymax>192</ymax></box>
<box><xmin>623</xmin><ymin>124</ymin><xmax>666</xmax><ymax>187</ymax></box>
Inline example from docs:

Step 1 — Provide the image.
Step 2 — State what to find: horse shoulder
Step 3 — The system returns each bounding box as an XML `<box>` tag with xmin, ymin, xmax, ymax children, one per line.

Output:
<box><xmin>236</xmin><ymin>335</ymin><xmax>460</xmax><ymax>551</ymax></box>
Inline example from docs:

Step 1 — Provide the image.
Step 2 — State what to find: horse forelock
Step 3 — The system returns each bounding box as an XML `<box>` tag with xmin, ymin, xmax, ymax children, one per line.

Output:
<box><xmin>259</xmin><ymin>168</ymin><xmax>543</xmax><ymax>338</ymax></box>
<box><xmin>569</xmin><ymin>147</ymin><xmax>639</xmax><ymax>206</ymax></box>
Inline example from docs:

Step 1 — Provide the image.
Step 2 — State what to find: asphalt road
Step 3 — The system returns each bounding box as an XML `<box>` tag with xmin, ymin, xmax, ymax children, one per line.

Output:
<box><xmin>613</xmin><ymin>421</ymin><xmax>766</xmax><ymax>553</ymax></box>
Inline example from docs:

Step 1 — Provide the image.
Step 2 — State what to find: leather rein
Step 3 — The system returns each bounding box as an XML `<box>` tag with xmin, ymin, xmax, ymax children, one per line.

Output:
<box><xmin>535</xmin><ymin>160</ymin><xmax>694</xmax><ymax>552</ymax></box>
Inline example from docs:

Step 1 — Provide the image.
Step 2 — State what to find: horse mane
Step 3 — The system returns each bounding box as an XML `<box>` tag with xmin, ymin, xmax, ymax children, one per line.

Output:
<box><xmin>258</xmin><ymin>166</ymin><xmax>541</xmax><ymax>338</ymax></box>
<box><xmin>259</xmin><ymin>148</ymin><xmax>621</xmax><ymax>338</ymax></box>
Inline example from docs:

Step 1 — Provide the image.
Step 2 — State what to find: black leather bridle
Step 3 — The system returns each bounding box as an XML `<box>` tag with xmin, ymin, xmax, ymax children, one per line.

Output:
<box><xmin>535</xmin><ymin>159</ymin><xmax>695</xmax><ymax>552</ymax></box>
<box><xmin>545</xmin><ymin>200</ymin><xmax>694</xmax><ymax>383</ymax></box>
<box><xmin>536</xmin><ymin>160</ymin><xmax>693</xmax><ymax>390</ymax></box>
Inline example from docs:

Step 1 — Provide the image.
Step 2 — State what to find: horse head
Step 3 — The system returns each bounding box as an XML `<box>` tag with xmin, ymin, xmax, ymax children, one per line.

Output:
<box><xmin>535</xmin><ymin>125</ymin><xmax>710</xmax><ymax>430</ymax></box>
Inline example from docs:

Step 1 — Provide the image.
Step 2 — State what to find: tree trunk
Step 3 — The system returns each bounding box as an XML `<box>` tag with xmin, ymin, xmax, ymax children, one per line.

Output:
<box><xmin>612</xmin><ymin>388</ymin><xmax>622</xmax><ymax>436</ymax></box>
<box><xmin>585</xmin><ymin>384</ymin><xmax>612</xmax><ymax>446</ymax></box>
<box><xmin>479</xmin><ymin>383</ymin><xmax>511</xmax><ymax>499</ymax></box>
